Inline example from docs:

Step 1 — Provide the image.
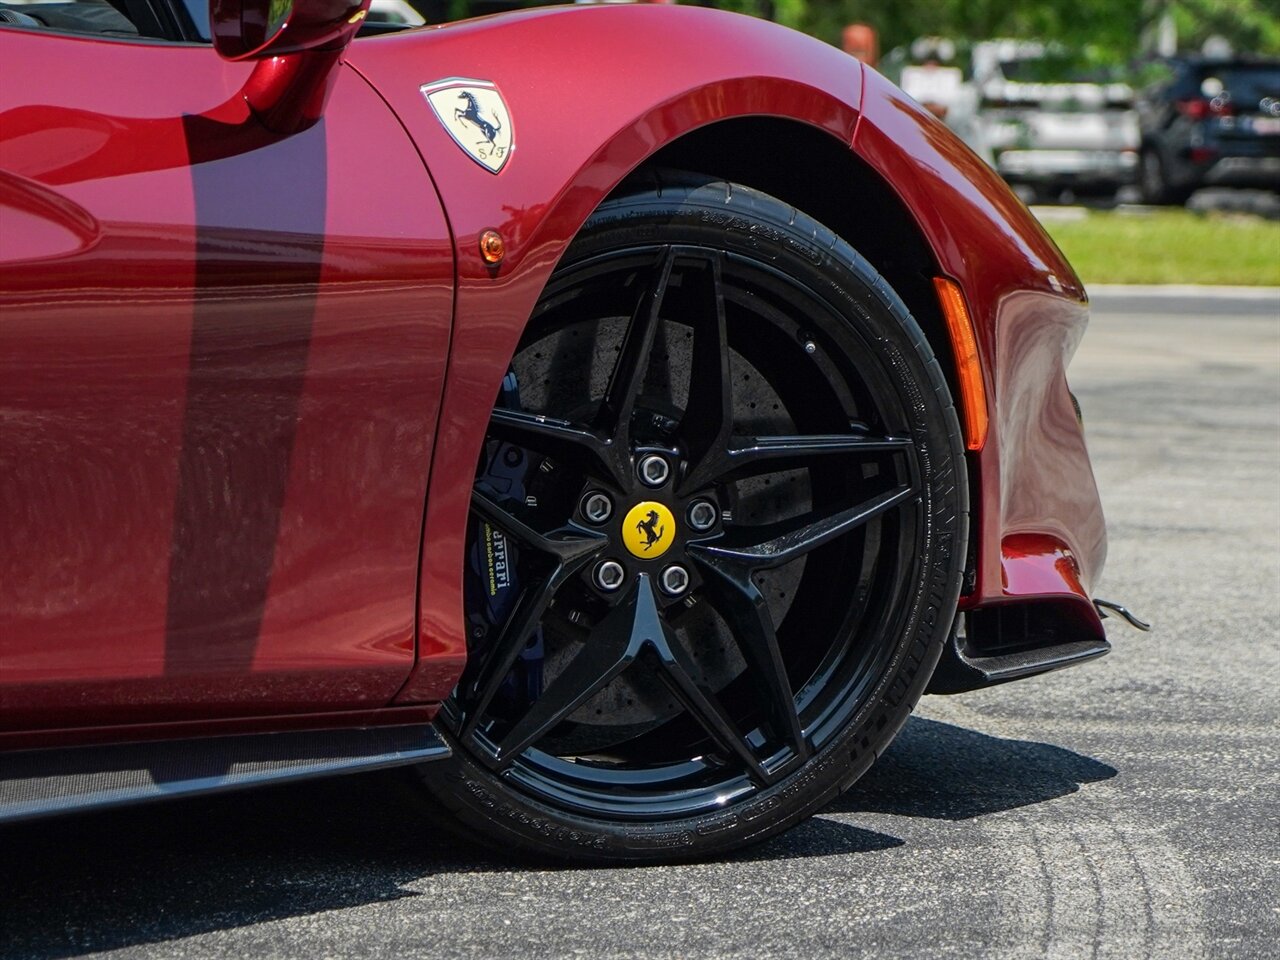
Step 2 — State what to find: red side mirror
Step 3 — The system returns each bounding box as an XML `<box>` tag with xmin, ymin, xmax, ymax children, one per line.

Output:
<box><xmin>211</xmin><ymin>0</ymin><xmax>371</xmax><ymax>61</ymax></box>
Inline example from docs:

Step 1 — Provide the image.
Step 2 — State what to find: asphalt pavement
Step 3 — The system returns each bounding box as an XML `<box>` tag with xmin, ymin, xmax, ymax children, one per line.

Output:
<box><xmin>2</xmin><ymin>287</ymin><xmax>1277</xmax><ymax>959</ymax></box>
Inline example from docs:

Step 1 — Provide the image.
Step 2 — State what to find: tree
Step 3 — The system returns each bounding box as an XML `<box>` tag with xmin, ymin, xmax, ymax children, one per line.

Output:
<box><xmin>715</xmin><ymin>0</ymin><xmax>1279</xmax><ymax>62</ymax></box>
<box><xmin>1168</xmin><ymin>0</ymin><xmax>1280</xmax><ymax>56</ymax></box>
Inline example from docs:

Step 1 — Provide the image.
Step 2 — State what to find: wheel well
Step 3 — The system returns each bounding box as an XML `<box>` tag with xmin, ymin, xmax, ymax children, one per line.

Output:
<box><xmin>623</xmin><ymin>117</ymin><xmax>959</xmax><ymax>404</ymax></box>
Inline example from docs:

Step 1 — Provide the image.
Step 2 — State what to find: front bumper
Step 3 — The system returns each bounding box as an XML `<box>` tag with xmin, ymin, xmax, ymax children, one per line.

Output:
<box><xmin>1204</xmin><ymin>155</ymin><xmax>1280</xmax><ymax>189</ymax></box>
<box><xmin>927</xmin><ymin>601</ymin><xmax>1108</xmax><ymax>693</ymax></box>
<box><xmin>928</xmin><ymin>597</ymin><xmax>1149</xmax><ymax>694</ymax></box>
<box><xmin>997</xmin><ymin>148</ymin><xmax>1138</xmax><ymax>186</ymax></box>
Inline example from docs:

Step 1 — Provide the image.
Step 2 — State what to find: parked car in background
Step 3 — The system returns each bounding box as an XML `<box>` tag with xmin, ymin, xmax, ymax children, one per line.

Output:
<box><xmin>968</xmin><ymin>40</ymin><xmax>1139</xmax><ymax>201</ymax></box>
<box><xmin>1136</xmin><ymin>57</ymin><xmax>1280</xmax><ymax>204</ymax></box>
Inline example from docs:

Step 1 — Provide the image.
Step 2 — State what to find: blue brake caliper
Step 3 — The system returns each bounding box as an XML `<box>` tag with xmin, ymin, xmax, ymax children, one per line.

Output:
<box><xmin>467</xmin><ymin>371</ymin><xmax>544</xmax><ymax>710</ymax></box>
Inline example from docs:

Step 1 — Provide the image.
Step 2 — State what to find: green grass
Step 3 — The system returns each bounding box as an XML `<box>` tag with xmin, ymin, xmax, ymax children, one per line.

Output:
<box><xmin>1038</xmin><ymin>208</ymin><xmax>1280</xmax><ymax>286</ymax></box>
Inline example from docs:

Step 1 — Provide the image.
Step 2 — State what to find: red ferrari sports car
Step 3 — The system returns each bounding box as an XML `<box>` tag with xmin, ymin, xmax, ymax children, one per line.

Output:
<box><xmin>0</xmin><ymin>0</ymin><xmax>1140</xmax><ymax>861</ymax></box>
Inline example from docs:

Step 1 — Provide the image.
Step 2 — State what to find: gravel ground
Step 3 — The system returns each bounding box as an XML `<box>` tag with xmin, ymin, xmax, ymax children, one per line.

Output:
<box><xmin>2</xmin><ymin>288</ymin><xmax>1277</xmax><ymax>959</ymax></box>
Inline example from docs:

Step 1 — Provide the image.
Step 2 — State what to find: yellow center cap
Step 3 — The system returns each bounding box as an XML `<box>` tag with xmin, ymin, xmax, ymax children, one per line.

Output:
<box><xmin>622</xmin><ymin>501</ymin><xmax>675</xmax><ymax>559</ymax></box>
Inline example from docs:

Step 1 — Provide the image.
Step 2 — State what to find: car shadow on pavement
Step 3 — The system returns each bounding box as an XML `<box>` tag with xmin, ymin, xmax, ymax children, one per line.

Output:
<box><xmin>0</xmin><ymin>716</ymin><xmax>1114</xmax><ymax>958</ymax></box>
<box><xmin>828</xmin><ymin>715</ymin><xmax>1118</xmax><ymax>821</ymax></box>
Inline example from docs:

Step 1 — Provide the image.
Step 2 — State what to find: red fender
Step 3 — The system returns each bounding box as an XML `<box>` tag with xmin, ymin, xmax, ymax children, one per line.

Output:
<box><xmin>346</xmin><ymin>5</ymin><xmax>1105</xmax><ymax>700</ymax></box>
<box><xmin>853</xmin><ymin>68</ymin><xmax>1106</xmax><ymax>629</ymax></box>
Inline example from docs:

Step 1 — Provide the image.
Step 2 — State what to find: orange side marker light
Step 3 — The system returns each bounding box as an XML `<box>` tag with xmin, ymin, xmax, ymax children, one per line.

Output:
<box><xmin>479</xmin><ymin>230</ymin><xmax>506</xmax><ymax>265</ymax></box>
<box><xmin>933</xmin><ymin>277</ymin><xmax>988</xmax><ymax>452</ymax></box>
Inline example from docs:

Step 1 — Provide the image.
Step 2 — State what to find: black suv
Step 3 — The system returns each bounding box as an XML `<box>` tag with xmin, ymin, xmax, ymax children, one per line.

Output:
<box><xmin>1136</xmin><ymin>57</ymin><xmax>1280</xmax><ymax>204</ymax></box>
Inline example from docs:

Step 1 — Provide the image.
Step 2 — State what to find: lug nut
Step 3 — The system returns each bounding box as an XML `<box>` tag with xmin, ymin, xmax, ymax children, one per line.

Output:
<box><xmin>581</xmin><ymin>491</ymin><xmax>613</xmax><ymax>524</ymax></box>
<box><xmin>659</xmin><ymin>564</ymin><xmax>690</xmax><ymax>597</ymax></box>
<box><xmin>687</xmin><ymin>499</ymin><xmax>718</xmax><ymax>531</ymax></box>
<box><xmin>594</xmin><ymin>560</ymin><xmax>626</xmax><ymax>592</ymax></box>
<box><xmin>638</xmin><ymin>454</ymin><xmax>670</xmax><ymax>487</ymax></box>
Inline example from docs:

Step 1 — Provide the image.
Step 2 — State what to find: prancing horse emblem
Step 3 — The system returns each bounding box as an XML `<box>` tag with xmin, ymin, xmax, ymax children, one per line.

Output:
<box><xmin>636</xmin><ymin>510</ymin><xmax>665</xmax><ymax>551</ymax></box>
<box><xmin>622</xmin><ymin>501</ymin><xmax>674</xmax><ymax>558</ymax></box>
<box><xmin>454</xmin><ymin>91</ymin><xmax>500</xmax><ymax>145</ymax></box>
<box><xmin>421</xmin><ymin>78</ymin><xmax>513</xmax><ymax>174</ymax></box>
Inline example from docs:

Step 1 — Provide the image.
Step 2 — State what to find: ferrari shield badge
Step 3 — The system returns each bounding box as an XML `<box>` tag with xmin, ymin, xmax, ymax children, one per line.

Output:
<box><xmin>421</xmin><ymin>78</ymin><xmax>513</xmax><ymax>174</ymax></box>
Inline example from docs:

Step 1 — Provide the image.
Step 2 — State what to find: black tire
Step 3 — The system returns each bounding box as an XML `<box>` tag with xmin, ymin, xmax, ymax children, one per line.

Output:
<box><xmin>1140</xmin><ymin>147</ymin><xmax>1193</xmax><ymax>206</ymax></box>
<box><xmin>1029</xmin><ymin>184</ymin><xmax>1063</xmax><ymax>205</ymax></box>
<box><xmin>417</xmin><ymin>173</ymin><xmax>968</xmax><ymax>863</ymax></box>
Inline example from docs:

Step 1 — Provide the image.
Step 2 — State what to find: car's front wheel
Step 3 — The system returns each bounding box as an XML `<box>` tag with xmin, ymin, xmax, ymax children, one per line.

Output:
<box><xmin>418</xmin><ymin>174</ymin><xmax>967</xmax><ymax>862</ymax></box>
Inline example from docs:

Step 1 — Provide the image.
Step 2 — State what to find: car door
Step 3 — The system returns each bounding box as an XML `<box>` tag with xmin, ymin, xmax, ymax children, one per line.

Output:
<box><xmin>0</xmin><ymin>12</ymin><xmax>454</xmax><ymax>731</ymax></box>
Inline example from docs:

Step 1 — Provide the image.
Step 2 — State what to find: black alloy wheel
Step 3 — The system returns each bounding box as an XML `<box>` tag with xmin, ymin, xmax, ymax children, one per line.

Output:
<box><xmin>419</xmin><ymin>174</ymin><xmax>967</xmax><ymax>861</ymax></box>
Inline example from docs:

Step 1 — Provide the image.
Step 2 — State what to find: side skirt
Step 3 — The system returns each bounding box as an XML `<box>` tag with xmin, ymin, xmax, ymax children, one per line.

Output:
<box><xmin>0</xmin><ymin>724</ymin><xmax>450</xmax><ymax>824</ymax></box>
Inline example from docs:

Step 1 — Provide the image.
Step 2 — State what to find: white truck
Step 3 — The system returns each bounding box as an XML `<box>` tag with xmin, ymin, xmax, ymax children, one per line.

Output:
<box><xmin>967</xmin><ymin>40</ymin><xmax>1140</xmax><ymax>201</ymax></box>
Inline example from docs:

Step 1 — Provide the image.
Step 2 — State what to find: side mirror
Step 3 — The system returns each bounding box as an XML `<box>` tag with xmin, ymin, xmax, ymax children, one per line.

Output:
<box><xmin>211</xmin><ymin>0</ymin><xmax>370</xmax><ymax>61</ymax></box>
<box><xmin>209</xmin><ymin>0</ymin><xmax>371</xmax><ymax>134</ymax></box>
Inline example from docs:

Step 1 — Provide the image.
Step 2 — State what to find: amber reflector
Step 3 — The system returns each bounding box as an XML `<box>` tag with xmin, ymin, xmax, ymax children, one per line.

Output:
<box><xmin>479</xmin><ymin>230</ymin><xmax>506</xmax><ymax>264</ymax></box>
<box><xmin>933</xmin><ymin>277</ymin><xmax>988</xmax><ymax>452</ymax></box>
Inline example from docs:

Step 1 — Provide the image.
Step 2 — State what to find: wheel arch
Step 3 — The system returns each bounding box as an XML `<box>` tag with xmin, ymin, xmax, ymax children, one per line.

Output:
<box><xmin>627</xmin><ymin>118</ymin><xmax>960</xmax><ymax>409</ymax></box>
<box><xmin>394</xmin><ymin>111</ymin><xmax>971</xmax><ymax>707</ymax></box>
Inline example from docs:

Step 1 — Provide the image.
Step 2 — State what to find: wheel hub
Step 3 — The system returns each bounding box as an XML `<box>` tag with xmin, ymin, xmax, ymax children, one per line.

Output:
<box><xmin>620</xmin><ymin>499</ymin><xmax>676</xmax><ymax>559</ymax></box>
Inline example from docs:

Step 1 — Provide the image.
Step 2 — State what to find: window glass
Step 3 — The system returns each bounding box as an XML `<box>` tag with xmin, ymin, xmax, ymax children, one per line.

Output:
<box><xmin>1205</xmin><ymin>66</ymin><xmax>1280</xmax><ymax>106</ymax></box>
<box><xmin>0</xmin><ymin>0</ymin><xmax>143</xmax><ymax>36</ymax></box>
<box><xmin>174</xmin><ymin>0</ymin><xmax>206</xmax><ymax>38</ymax></box>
